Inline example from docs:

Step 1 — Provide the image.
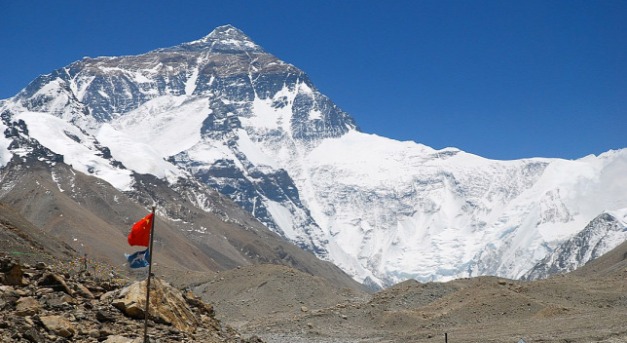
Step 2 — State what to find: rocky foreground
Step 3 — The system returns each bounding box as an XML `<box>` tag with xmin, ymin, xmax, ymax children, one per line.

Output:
<box><xmin>0</xmin><ymin>255</ymin><xmax>262</xmax><ymax>342</ymax></box>
<box><xmin>2</xmin><ymin>241</ymin><xmax>627</xmax><ymax>343</ymax></box>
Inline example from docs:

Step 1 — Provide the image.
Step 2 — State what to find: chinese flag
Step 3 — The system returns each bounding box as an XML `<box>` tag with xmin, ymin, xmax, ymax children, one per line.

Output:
<box><xmin>127</xmin><ymin>213</ymin><xmax>154</xmax><ymax>247</ymax></box>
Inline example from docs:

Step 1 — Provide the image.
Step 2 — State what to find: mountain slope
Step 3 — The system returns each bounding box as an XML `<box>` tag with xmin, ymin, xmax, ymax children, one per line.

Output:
<box><xmin>0</xmin><ymin>202</ymin><xmax>77</xmax><ymax>265</ymax></box>
<box><xmin>0</xmin><ymin>151</ymin><xmax>363</xmax><ymax>292</ymax></box>
<box><xmin>2</xmin><ymin>24</ymin><xmax>626</xmax><ymax>287</ymax></box>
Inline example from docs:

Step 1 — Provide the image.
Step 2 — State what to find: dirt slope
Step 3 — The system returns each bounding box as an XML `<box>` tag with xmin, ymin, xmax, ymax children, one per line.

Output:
<box><xmin>0</xmin><ymin>202</ymin><xmax>76</xmax><ymax>265</ymax></box>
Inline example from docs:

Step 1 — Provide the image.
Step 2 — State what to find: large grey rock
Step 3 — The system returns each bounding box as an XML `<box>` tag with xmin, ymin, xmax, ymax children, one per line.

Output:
<box><xmin>113</xmin><ymin>278</ymin><xmax>198</xmax><ymax>333</ymax></box>
<box><xmin>15</xmin><ymin>296</ymin><xmax>41</xmax><ymax>316</ymax></box>
<box><xmin>102</xmin><ymin>335</ymin><xmax>142</xmax><ymax>343</ymax></box>
<box><xmin>40</xmin><ymin>315</ymin><xmax>76</xmax><ymax>338</ymax></box>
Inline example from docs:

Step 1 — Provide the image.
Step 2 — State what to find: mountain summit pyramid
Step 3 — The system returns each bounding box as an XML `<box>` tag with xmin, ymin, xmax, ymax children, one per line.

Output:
<box><xmin>182</xmin><ymin>24</ymin><xmax>265</xmax><ymax>52</ymax></box>
<box><xmin>1</xmin><ymin>25</ymin><xmax>626</xmax><ymax>287</ymax></box>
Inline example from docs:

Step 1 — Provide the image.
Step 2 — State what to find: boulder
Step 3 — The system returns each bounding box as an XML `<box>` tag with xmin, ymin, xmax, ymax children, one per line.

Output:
<box><xmin>15</xmin><ymin>297</ymin><xmax>41</xmax><ymax>316</ymax></box>
<box><xmin>112</xmin><ymin>284</ymin><xmax>145</xmax><ymax>319</ymax></box>
<box><xmin>96</xmin><ymin>309</ymin><xmax>116</xmax><ymax>323</ymax></box>
<box><xmin>4</xmin><ymin>264</ymin><xmax>27</xmax><ymax>286</ymax></box>
<box><xmin>113</xmin><ymin>278</ymin><xmax>198</xmax><ymax>333</ymax></box>
<box><xmin>74</xmin><ymin>282</ymin><xmax>95</xmax><ymax>299</ymax></box>
<box><xmin>39</xmin><ymin>315</ymin><xmax>76</xmax><ymax>338</ymax></box>
<box><xmin>38</xmin><ymin>273</ymin><xmax>73</xmax><ymax>295</ymax></box>
<box><xmin>102</xmin><ymin>335</ymin><xmax>142</xmax><ymax>343</ymax></box>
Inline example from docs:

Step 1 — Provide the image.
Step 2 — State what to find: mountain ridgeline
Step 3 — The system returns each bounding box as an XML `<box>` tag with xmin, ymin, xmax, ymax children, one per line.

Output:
<box><xmin>1</xmin><ymin>25</ymin><xmax>626</xmax><ymax>287</ymax></box>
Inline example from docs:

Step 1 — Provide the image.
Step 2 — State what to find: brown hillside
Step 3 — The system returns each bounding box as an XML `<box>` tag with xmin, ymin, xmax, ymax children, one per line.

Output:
<box><xmin>0</xmin><ymin>158</ymin><xmax>364</xmax><ymax>293</ymax></box>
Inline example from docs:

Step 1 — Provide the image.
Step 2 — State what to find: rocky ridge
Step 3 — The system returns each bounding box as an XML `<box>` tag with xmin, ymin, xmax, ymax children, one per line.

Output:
<box><xmin>0</xmin><ymin>255</ymin><xmax>263</xmax><ymax>342</ymax></box>
<box><xmin>524</xmin><ymin>210</ymin><xmax>627</xmax><ymax>280</ymax></box>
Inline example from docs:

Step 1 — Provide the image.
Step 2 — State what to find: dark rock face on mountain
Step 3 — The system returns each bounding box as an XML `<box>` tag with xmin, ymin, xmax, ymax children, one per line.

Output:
<box><xmin>13</xmin><ymin>25</ymin><xmax>355</xmax><ymax>137</ymax></box>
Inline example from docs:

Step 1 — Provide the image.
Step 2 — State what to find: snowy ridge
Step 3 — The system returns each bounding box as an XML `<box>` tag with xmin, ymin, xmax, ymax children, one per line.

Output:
<box><xmin>2</xmin><ymin>25</ymin><xmax>626</xmax><ymax>287</ymax></box>
<box><xmin>523</xmin><ymin>207</ymin><xmax>627</xmax><ymax>280</ymax></box>
<box><xmin>14</xmin><ymin>112</ymin><xmax>134</xmax><ymax>190</ymax></box>
<box><xmin>183</xmin><ymin>24</ymin><xmax>264</xmax><ymax>53</ymax></box>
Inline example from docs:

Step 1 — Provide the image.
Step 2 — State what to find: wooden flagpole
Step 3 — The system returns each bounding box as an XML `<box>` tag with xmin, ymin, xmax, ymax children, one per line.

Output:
<box><xmin>143</xmin><ymin>206</ymin><xmax>156</xmax><ymax>343</ymax></box>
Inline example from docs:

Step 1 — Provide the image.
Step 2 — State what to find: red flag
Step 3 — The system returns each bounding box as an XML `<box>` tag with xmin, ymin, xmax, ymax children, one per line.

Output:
<box><xmin>127</xmin><ymin>213</ymin><xmax>154</xmax><ymax>247</ymax></box>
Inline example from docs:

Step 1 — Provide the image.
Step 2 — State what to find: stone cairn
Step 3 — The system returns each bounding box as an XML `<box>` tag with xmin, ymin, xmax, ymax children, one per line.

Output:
<box><xmin>0</xmin><ymin>255</ymin><xmax>263</xmax><ymax>342</ymax></box>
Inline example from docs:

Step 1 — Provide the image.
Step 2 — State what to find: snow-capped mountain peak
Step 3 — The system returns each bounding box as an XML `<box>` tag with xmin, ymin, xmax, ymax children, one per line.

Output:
<box><xmin>180</xmin><ymin>24</ymin><xmax>264</xmax><ymax>53</ymax></box>
<box><xmin>2</xmin><ymin>25</ymin><xmax>626</xmax><ymax>288</ymax></box>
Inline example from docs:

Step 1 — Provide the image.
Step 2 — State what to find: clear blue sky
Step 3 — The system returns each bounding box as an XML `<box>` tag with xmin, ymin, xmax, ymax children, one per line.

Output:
<box><xmin>2</xmin><ymin>1</ymin><xmax>625</xmax><ymax>160</ymax></box>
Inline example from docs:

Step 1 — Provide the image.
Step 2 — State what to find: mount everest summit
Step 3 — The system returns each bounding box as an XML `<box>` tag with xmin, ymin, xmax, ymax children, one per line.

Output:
<box><xmin>1</xmin><ymin>25</ymin><xmax>626</xmax><ymax>287</ymax></box>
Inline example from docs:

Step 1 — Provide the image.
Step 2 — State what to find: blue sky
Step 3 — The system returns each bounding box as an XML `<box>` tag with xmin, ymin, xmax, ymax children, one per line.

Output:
<box><xmin>1</xmin><ymin>1</ymin><xmax>625</xmax><ymax>160</ymax></box>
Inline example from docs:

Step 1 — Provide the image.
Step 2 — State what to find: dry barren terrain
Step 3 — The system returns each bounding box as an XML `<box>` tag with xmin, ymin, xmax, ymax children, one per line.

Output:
<box><xmin>192</xmin><ymin>242</ymin><xmax>627</xmax><ymax>343</ymax></box>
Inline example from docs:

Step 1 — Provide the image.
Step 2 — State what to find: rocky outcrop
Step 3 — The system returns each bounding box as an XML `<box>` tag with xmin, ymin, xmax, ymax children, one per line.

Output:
<box><xmin>113</xmin><ymin>278</ymin><xmax>198</xmax><ymax>333</ymax></box>
<box><xmin>524</xmin><ymin>212</ymin><xmax>627</xmax><ymax>280</ymax></box>
<box><xmin>0</xmin><ymin>255</ymin><xmax>263</xmax><ymax>342</ymax></box>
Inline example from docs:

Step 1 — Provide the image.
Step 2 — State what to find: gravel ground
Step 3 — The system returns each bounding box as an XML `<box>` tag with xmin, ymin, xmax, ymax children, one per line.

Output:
<box><xmin>257</xmin><ymin>333</ymin><xmax>389</xmax><ymax>343</ymax></box>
